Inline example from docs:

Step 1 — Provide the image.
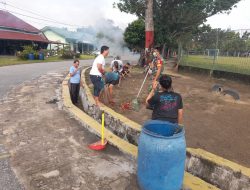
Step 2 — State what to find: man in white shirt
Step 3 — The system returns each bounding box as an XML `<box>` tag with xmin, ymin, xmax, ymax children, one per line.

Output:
<box><xmin>89</xmin><ymin>46</ymin><xmax>109</xmax><ymax>106</ymax></box>
<box><xmin>110</xmin><ymin>56</ymin><xmax>123</xmax><ymax>73</ymax></box>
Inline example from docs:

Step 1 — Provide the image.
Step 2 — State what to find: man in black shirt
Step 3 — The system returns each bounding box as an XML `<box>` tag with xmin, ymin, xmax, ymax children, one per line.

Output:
<box><xmin>146</xmin><ymin>75</ymin><xmax>183</xmax><ymax>124</ymax></box>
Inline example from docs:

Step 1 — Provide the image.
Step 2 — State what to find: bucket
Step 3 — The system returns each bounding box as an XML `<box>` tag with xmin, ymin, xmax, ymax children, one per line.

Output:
<box><xmin>28</xmin><ymin>53</ymin><xmax>34</xmax><ymax>60</ymax></box>
<box><xmin>39</xmin><ymin>53</ymin><xmax>44</xmax><ymax>60</ymax></box>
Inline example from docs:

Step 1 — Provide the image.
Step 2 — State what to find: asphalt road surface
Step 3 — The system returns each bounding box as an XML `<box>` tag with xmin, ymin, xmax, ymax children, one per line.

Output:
<box><xmin>0</xmin><ymin>59</ymin><xmax>93</xmax><ymax>99</ymax></box>
<box><xmin>0</xmin><ymin>59</ymin><xmax>95</xmax><ymax>190</ymax></box>
<box><xmin>0</xmin><ymin>54</ymin><xmax>139</xmax><ymax>99</ymax></box>
<box><xmin>0</xmin><ymin>55</ymin><xmax>139</xmax><ymax>190</ymax></box>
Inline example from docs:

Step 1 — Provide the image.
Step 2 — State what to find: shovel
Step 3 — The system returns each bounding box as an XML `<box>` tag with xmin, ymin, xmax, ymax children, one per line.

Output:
<box><xmin>88</xmin><ymin>112</ymin><xmax>107</xmax><ymax>150</ymax></box>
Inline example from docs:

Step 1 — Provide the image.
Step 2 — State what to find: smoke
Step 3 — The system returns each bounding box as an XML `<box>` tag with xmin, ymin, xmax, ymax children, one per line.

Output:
<box><xmin>77</xmin><ymin>19</ymin><xmax>130</xmax><ymax>57</ymax></box>
<box><xmin>92</xmin><ymin>19</ymin><xmax>130</xmax><ymax>57</ymax></box>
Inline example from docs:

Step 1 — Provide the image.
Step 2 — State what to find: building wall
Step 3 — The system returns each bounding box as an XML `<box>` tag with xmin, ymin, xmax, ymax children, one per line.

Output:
<box><xmin>43</xmin><ymin>30</ymin><xmax>71</xmax><ymax>50</ymax></box>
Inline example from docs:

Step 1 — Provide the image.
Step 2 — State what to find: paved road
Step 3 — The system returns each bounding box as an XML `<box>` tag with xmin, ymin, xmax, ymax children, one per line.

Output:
<box><xmin>0</xmin><ymin>55</ymin><xmax>139</xmax><ymax>189</ymax></box>
<box><xmin>0</xmin><ymin>62</ymin><xmax>138</xmax><ymax>190</ymax></box>
<box><xmin>0</xmin><ymin>55</ymin><xmax>139</xmax><ymax>99</ymax></box>
<box><xmin>0</xmin><ymin>59</ymin><xmax>94</xmax><ymax>99</ymax></box>
<box><xmin>0</xmin><ymin>59</ymin><xmax>94</xmax><ymax>190</ymax></box>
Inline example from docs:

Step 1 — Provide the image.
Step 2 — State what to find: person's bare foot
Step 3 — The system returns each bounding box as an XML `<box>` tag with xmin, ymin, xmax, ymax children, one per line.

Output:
<box><xmin>96</xmin><ymin>102</ymin><xmax>104</xmax><ymax>107</ymax></box>
<box><xmin>109</xmin><ymin>101</ymin><xmax>116</xmax><ymax>107</ymax></box>
<box><xmin>109</xmin><ymin>100</ymin><xmax>115</xmax><ymax>105</ymax></box>
<box><xmin>94</xmin><ymin>97</ymin><xmax>104</xmax><ymax>107</ymax></box>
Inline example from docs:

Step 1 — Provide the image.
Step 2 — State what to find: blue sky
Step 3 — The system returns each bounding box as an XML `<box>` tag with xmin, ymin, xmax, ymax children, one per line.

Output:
<box><xmin>1</xmin><ymin>0</ymin><xmax>250</xmax><ymax>30</ymax></box>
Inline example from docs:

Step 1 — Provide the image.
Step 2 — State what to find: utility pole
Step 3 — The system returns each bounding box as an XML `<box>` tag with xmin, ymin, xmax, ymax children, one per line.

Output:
<box><xmin>145</xmin><ymin>0</ymin><xmax>154</xmax><ymax>50</ymax></box>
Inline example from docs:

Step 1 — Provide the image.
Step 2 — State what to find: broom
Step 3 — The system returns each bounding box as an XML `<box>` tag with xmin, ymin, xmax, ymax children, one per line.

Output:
<box><xmin>132</xmin><ymin>69</ymin><xmax>150</xmax><ymax>111</ymax></box>
<box><xmin>88</xmin><ymin>111</ymin><xmax>107</xmax><ymax>150</ymax></box>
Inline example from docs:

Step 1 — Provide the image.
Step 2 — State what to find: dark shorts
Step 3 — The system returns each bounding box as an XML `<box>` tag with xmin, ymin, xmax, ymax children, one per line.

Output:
<box><xmin>90</xmin><ymin>75</ymin><xmax>104</xmax><ymax>97</ymax></box>
<box><xmin>105</xmin><ymin>78</ymin><xmax>119</xmax><ymax>86</ymax></box>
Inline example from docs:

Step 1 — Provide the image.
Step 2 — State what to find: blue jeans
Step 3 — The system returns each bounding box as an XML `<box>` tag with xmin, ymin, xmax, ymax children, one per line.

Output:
<box><xmin>90</xmin><ymin>75</ymin><xmax>104</xmax><ymax>97</ymax></box>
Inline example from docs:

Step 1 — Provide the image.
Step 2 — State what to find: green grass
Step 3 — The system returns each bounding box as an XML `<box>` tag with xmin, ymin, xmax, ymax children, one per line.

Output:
<box><xmin>0</xmin><ymin>54</ymin><xmax>95</xmax><ymax>67</ymax></box>
<box><xmin>80</xmin><ymin>54</ymin><xmax>95</xmax><ymax>60</ymax></box>
<box><xmin>181</xmin><ymin>55</ymin><xmax>250</xmax><ymax>75</ymax></box>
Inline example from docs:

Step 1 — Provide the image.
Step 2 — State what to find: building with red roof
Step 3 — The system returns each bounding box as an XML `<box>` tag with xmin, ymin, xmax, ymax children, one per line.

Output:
<box><xmin>0</xmin><ymin>10</ymin><xmax>48</xmax><ymax>55</ymax></box>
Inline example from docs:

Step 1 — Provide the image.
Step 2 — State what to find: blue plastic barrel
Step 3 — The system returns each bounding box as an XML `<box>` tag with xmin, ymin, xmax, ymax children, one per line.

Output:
<box><xmin>137</xmin><ymin>120</ymin><xmax>186</xmax><ymax>190</ymax></box>
<box><xmin>39</xmin><ymin>53</ymin><xmax>44</xmax><ymax>60</ymax></box>
<box><xmin>28</xmin><ymin>53</ymin><xmax>34</xmax><ymax>60</ymax></box>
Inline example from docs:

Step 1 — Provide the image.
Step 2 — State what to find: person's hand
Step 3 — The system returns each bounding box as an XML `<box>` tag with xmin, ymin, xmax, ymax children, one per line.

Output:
<box><xmin>152</xmin><ymin>81</ymin><xmax>158</xmax><ymax>90</ymax></box>
<box><xmin>74</xmin><ymin>67</ymin><xmax>79</xmax><ymax>73</ymax></box>
<box><xmin>102</xmin><ymin>74</ymin><xmax>106</xmax><ymax>81</ymax></box>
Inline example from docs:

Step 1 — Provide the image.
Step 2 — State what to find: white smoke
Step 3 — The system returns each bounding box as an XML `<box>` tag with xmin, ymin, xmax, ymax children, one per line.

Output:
<box><xmin>77</xmin><ymin>19</ymin><xmax>131</xmax><ymax>57</ymax></box>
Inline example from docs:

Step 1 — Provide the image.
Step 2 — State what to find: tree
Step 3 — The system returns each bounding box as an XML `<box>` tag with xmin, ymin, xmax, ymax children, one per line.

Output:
<box><xmin>189</xmin><ymin>27</ymin><xmax>250</xmax><ymax>56</ymax></box>
<box><xmin>115</xmin><ymin>0</ymin><xmax>241</xmax><ymax>51</ymax></box>
<box><xmin>124</xmin><ymin>19</ymin><xmax>145</xmax><ymax>51</ymax></box>
<box><xmin>145</xmin><ymin>0</ymin><xmax>154</xmax><ymax>49</ymax></box>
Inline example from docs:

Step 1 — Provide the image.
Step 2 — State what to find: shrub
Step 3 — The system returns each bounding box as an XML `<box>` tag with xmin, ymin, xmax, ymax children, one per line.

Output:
<box><xmin>60</xmin><ymin>46</ymin><xmax>80</xmax><ymax>59</ymax></box>
<box><xmin>34</xmin><ymin>52</ymin><xmax>39</xmax><ymax>60</ymax></box>
<box><xmin>75</xmin><ymin>53</ymin><xmax>81</xmax><ymax>58</ymax></box>
<box><xmin>17</xmin><ymin>45</ymin><xmax>36</xmax><ymax>60</ymax></box>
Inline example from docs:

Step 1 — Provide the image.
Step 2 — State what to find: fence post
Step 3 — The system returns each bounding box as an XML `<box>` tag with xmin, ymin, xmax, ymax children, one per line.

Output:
<box><xmin>210</xmin><ymin>28</ymin><xmax>219</xmax><ymax>76</ymax></box>
<box><xmin>210</xmin><ymin>54</ymin><xmax>216</xmax><ymax>76</ymax></box>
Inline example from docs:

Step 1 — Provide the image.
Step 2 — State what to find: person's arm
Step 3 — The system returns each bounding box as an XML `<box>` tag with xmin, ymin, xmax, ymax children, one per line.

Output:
<box><xmin>145</xmin><ymin>81</ymin><xmax>158</xmax><ymax>106</ymax></box>
<box><xmin>69</xmin><ymin>67</ymin><xmax>79</xmax><ymax>77</ymax></box>
<box><xmin>178</xmin><ymin>109</ymin><xmax>183</xmax><ymax>125</ymax></box>
<box><xmin>119</xmin><ymin>62</ymin><xmax>123</xmax><ymax>73</ymax></box>
<box><xmin>110</xmin><ymin>61</ymin><xmax>114</xmax><ymax>71</ymax></box>
<box><xmin>153</xmin><ymin>63</ymin><xmax>162</xmax><ymax>83</ymax></box>
<box><xmin>97</xmin><ymin>63</ymin><xmax>105</xmax><ymax>76</ymax></box>
<box><xmin>178</xmin><ymin>95</ymin><xmax>184</xmax><ymax>125</ymax></box>
<box><xmin>146</xmin><ymin>90</ymin><xmax>155</xmax><ymax>107</ymax></box>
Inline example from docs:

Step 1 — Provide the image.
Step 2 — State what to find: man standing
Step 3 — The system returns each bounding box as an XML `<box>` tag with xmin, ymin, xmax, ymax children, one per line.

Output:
<box><xmin>152</xmin><ymin>47</ymin><xmax>164</xmax><ymax>85</ymax></box>
<box><xmin>69</xmin><ymin>60</ymin><xmax>81</xmax><ymax>105</ymax></box>
<box><xmin>90</xmin><ymin>46</ymin><xmax>109</xmax><ymax>106</ymax></box>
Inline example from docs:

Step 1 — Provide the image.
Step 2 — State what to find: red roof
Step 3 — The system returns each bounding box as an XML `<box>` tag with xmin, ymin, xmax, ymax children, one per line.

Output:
<box><xmin>0</xmin><ymin>10</ymin><xmax>40</xmax><ymax>33</ymax></box>
<box><xmin>0</xmin><ymin>30</ymin><xmax>48</xmax><ymax>42</ymax></box>
<box><xmin>0</xmin><ymin>10</ymin><xmax>48</xmax><ymax>43</ymax></box>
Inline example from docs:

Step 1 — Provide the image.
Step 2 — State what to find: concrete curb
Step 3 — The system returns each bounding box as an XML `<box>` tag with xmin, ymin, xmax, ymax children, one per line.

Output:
<box><xmin>62</xmin><ymin>74</ymin><xmax>138</xmax><ymax>156</ymax></box>
<box><xmin>62</xmin><ymin>66</ymin><xmax>250</xmax><ymax>189</ymax></box>
<box><xmin>186</xmin><ymin>148</ymin><xmax>250</xmax><ymax>190</ymax></box>
<box><xmin>62</xmin><ymin>69</ymin><xmax>222</xmax><ymax>190</ymax></box>
<box><xmin>79</xmin><ymin>67</ymin><xmax>250</xmax><ymax>190</ymax></box>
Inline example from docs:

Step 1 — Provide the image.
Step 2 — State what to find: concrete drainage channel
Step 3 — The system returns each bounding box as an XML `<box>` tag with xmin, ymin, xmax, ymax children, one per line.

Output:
<box><xmin>61</xmin><ymin>67</ymin><xmax>250</xmax><ymax>190</ymax></box>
